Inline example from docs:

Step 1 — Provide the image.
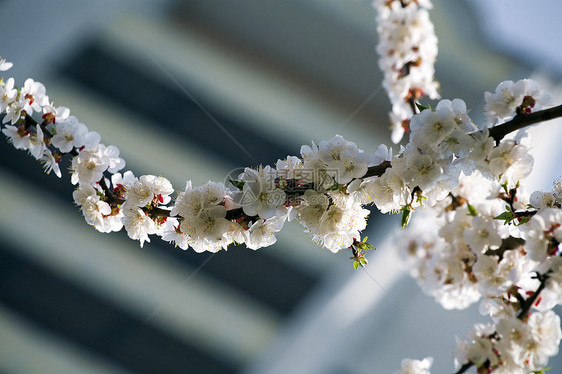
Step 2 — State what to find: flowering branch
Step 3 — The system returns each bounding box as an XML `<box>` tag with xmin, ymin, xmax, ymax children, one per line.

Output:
<box><xmin>3</xmin><ymin>2</ymin><xmax>562</xmax><ymax>371</ymax></box>
<box><xmin>454</xmin><ymin>271</ymin><xmax>553</xmax><ymax>374</ymax></box>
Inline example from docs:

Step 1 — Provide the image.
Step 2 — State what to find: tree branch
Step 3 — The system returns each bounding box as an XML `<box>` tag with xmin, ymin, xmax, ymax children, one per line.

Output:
<box><xmin>363</xmin><ymin>160</ymin><xmax>392</xmax><ymax>179</ymax></box>
<box><xmin>454</xmin><ymin>362</ymin><xmax>473</xmax><ymax>374</ymax></box>
<box><xmin>99</xmin><ymin>177</ymin><xmax>125</xmax><ymax>205</ymax></box>
<box><xmin>150</xmin><ymin>206</ymin><xmax>172</xmax><ymax>218</ymax></box>
<box><xmin>517</xmin><ymin>271</ymin><xmax>550</xmax><ymax>319</ymax></box>
<box><xmin>484</xmin><ymin>236</ymin><xmax>525</xmax><ymax>259</ymax></box>
<box><xmin>488</xmin><ymin>104</ymin><xmax>562</xmax><ymax>143</ymax></box>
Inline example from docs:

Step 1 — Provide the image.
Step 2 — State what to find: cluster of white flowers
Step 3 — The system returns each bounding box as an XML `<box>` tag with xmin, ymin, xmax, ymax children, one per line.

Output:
<box><xmin>373</xmin><ymin>0</ymin><xmax>439</xmax><ymax>143</ymax></box>
<box><xmin>455</xmin><ymin>311</ymin><xmax>561</xmax><ymax>373</ymax></box>
<box><xmin>485</xmin><ymin>79</ymin><xmax>553</xmax><ymax>124</ymax></box>
<box><xmin>394</xmin><ymin>80</ymin><xmax>562</xmax><ymax>372</ymax></box>
<box><xmin>72</xmin><ymin>184</ymin><xmax>123</xmax><ymax>234</ymax></box>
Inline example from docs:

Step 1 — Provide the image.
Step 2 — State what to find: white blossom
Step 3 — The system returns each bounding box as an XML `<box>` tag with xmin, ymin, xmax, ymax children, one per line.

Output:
<box><xmin>244</xmin><ymin>216</ymin><xmax>286</xmax><ymax>250</ymax></box>
<box><xmin>523</xmin><ymin>208</ymin><xmax>562</xmax><ymax>262</ymax></box>
<box><xmin>0</xmin><ymin>56</ymin><xmax>13</xmax><ymax>71</ymax></box>
<box><xmin>122</xmin><ymin>207</ymin><xmax>157</xmax><ymax>247</ymax></box>
<box><xmin>233</xmin><ymin>166</ymin><xmax>286</xmax><ymax>219</ymax></box>
<box><xmin>51</xmin><ymin>115</ymin><xmax>100</xmax><ymax>153</ymax></box>
<box><xmin>2</xmin><ymin>96</ymin><xmax>25</xmax><ymax>124</ymax></box>
<box><xmin>28</xmin><ymin>124</ymin><xmax>46</xmax><ymax>160</ymax></box>
<box><xmin>464</xmin><ymin>216</ymin><xmax>503</xmax><ymax>253</ymax></box>
<box><xmin>316</xmin><ymin>135</ymin><xmax>369</xmax><ymax>184</ymax></box>
<box><xmin>40</xmin><ymin>149</ymin><xmax>62</xmax><ymax>178</ymax></box>
<box><xmin>110</xmin><ymin>170</ymin><xmax>137</xmax><ymax>199</ymax></box>
<box><xmin>487</xmin><ymin>139</ymin><xmax>533</xmax><ymax>186</ymax></box>
<box><xmin>2</xmin><ymin>124</ymin><xmax>32</xmax><ymax>150</ymax></box>
<box><xmin>402</xmin><ymin>149</ymin><xmax>443</xmax><ymax>191</ymax></box>
<box><xmin>0</xmin><ymin>77</ymin><xmax>17</xmax><ymax>112</ymax></box>
<box><xmin>410</xmin><ymin>107</ymin><xmax>456</xmax><ymax>149</ymax></box>
<box><xmin>20</xmin><ymin>78</ymin><xmax>49</xmax><ymax>115</ymax></box>
<box><xmin>276</xmin><ymin>155</ymin><xmax>305</xmax><ymax>181</ymax></box>
<box><xmin>72</xmin><ymin>184</ymin><xmax>123</xmax><ymax>233</ymax></box>
<box><xmin>529</xmin><ymin>190</ymin><xmax>558</xmax><ymax>209</ymax></box>
<box><xmin>125</xmin><ymin>175</ymin><xmax>174</xmax><ymax>208</ymax></box>
<box><xmin>369</xmin><ymin>165</ymin><xmax>410</xmax><ymax>213</ymax></box>
<box><xmin>370</xmin><ymin>143</ymin><xmax>393</xmax><ymax>165</ymax></box>
<box><xmin>540</xmin><ymin>257</ymin><xmax>562</xmax><ymax>310</ymax></box>
<box><xmin>454</xmin><ymin>323</ymin><xmax>498</xmax><ymax>368</ymax></box>
<box><xmin>394</xmin><ymin>357</ymin><xmax>432</xmax><ymax>374</ymax></box>
<box><xmin>70</xmin><ymin>144</ymin><xmax>125</xmax><ymax>185</ymax></box>
<box><xmin>160</xmin><ymin>218</ymin><xmax>190</xmax><ymax>250</ymax></box>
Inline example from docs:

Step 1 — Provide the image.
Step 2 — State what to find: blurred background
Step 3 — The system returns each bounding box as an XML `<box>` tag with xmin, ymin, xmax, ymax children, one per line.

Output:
<box><xmin>0</xmin><ymin>0</ymin><xmax>561</xmax><ymax>373</ymax></box>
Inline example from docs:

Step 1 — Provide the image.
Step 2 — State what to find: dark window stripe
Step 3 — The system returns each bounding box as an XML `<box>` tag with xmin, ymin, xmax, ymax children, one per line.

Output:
<box><xmin>58</xmin><ymin>43</ymin><xmax>293</xmax><ymax>168</ymax></box>
<box><xmin>0</xmin><ymin>240</ymin><xmax>237</xmax><ymax>374</ymax></box>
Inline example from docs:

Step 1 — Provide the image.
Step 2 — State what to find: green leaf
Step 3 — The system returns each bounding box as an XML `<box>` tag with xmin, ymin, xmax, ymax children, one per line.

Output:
<box><xmin>353</xmin><ymin>261</ymin><xmax>360</xmax><ymax>270</ymax></box>
<box><xmin>415</xmin><ymin>102</ymin><xmax>431</xmax><ymax>112</ymax></box>
<box><xmin>229</xmin><ymin>179</ymin><xmax>245</xmax><ymax>190</ymax></box>
<box><xmin>494</xmin><ymin>211</ymin><xmax>515</xmax><ymax>225</ymax></box>
<box><xmin>326</xmin><ymin>183</ymin><xmax>341</xmax><ymax>191</ymax></box>
<box><xmin>357</xmin><ymin>242</ymin><xmax>375</xmax><ymax>252</ymax></box>
<box><xmin>515</xmin><ymin>216</ymin><xmax>531</xmax><ymax>226</ymax></box>
<box><xmin>401</xmin><ymin>205</ymin><xmax>412</xmax><ymax>228</ymax></box>
<box><xmin>467</xmin><ymin>203</ymin><xmax>477</xmax><ymax>216</ymax></box>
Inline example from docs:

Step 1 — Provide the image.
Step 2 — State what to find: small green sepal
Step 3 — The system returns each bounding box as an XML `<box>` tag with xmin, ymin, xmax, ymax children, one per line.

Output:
<box><xmin>515</xmin><ymin>216</ymin><xmax>531</xmax><ymax>226</ymax></box>
<box><xmin>467</xmin><ymin>203</ymin><xmax>478</xmax><ymax>217</ymax></box>
<box><xmin>326</xmin><ymin>183</ymin><xmax>341</xmax><ymax>191</ymax></box>
<box><xmin>415</xmin><ymin>102</ymin><xmax>431</xmax><ymax>112</ymax></box>
<box><xmin>400</xmin><ymin>205</ymin><xmax>413</xmax><ymax>228</ymax></box>
<box><xmin>229</xmin><ymin>179</ymin><xmax>245</xmax><ymax>190</ymax></box>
